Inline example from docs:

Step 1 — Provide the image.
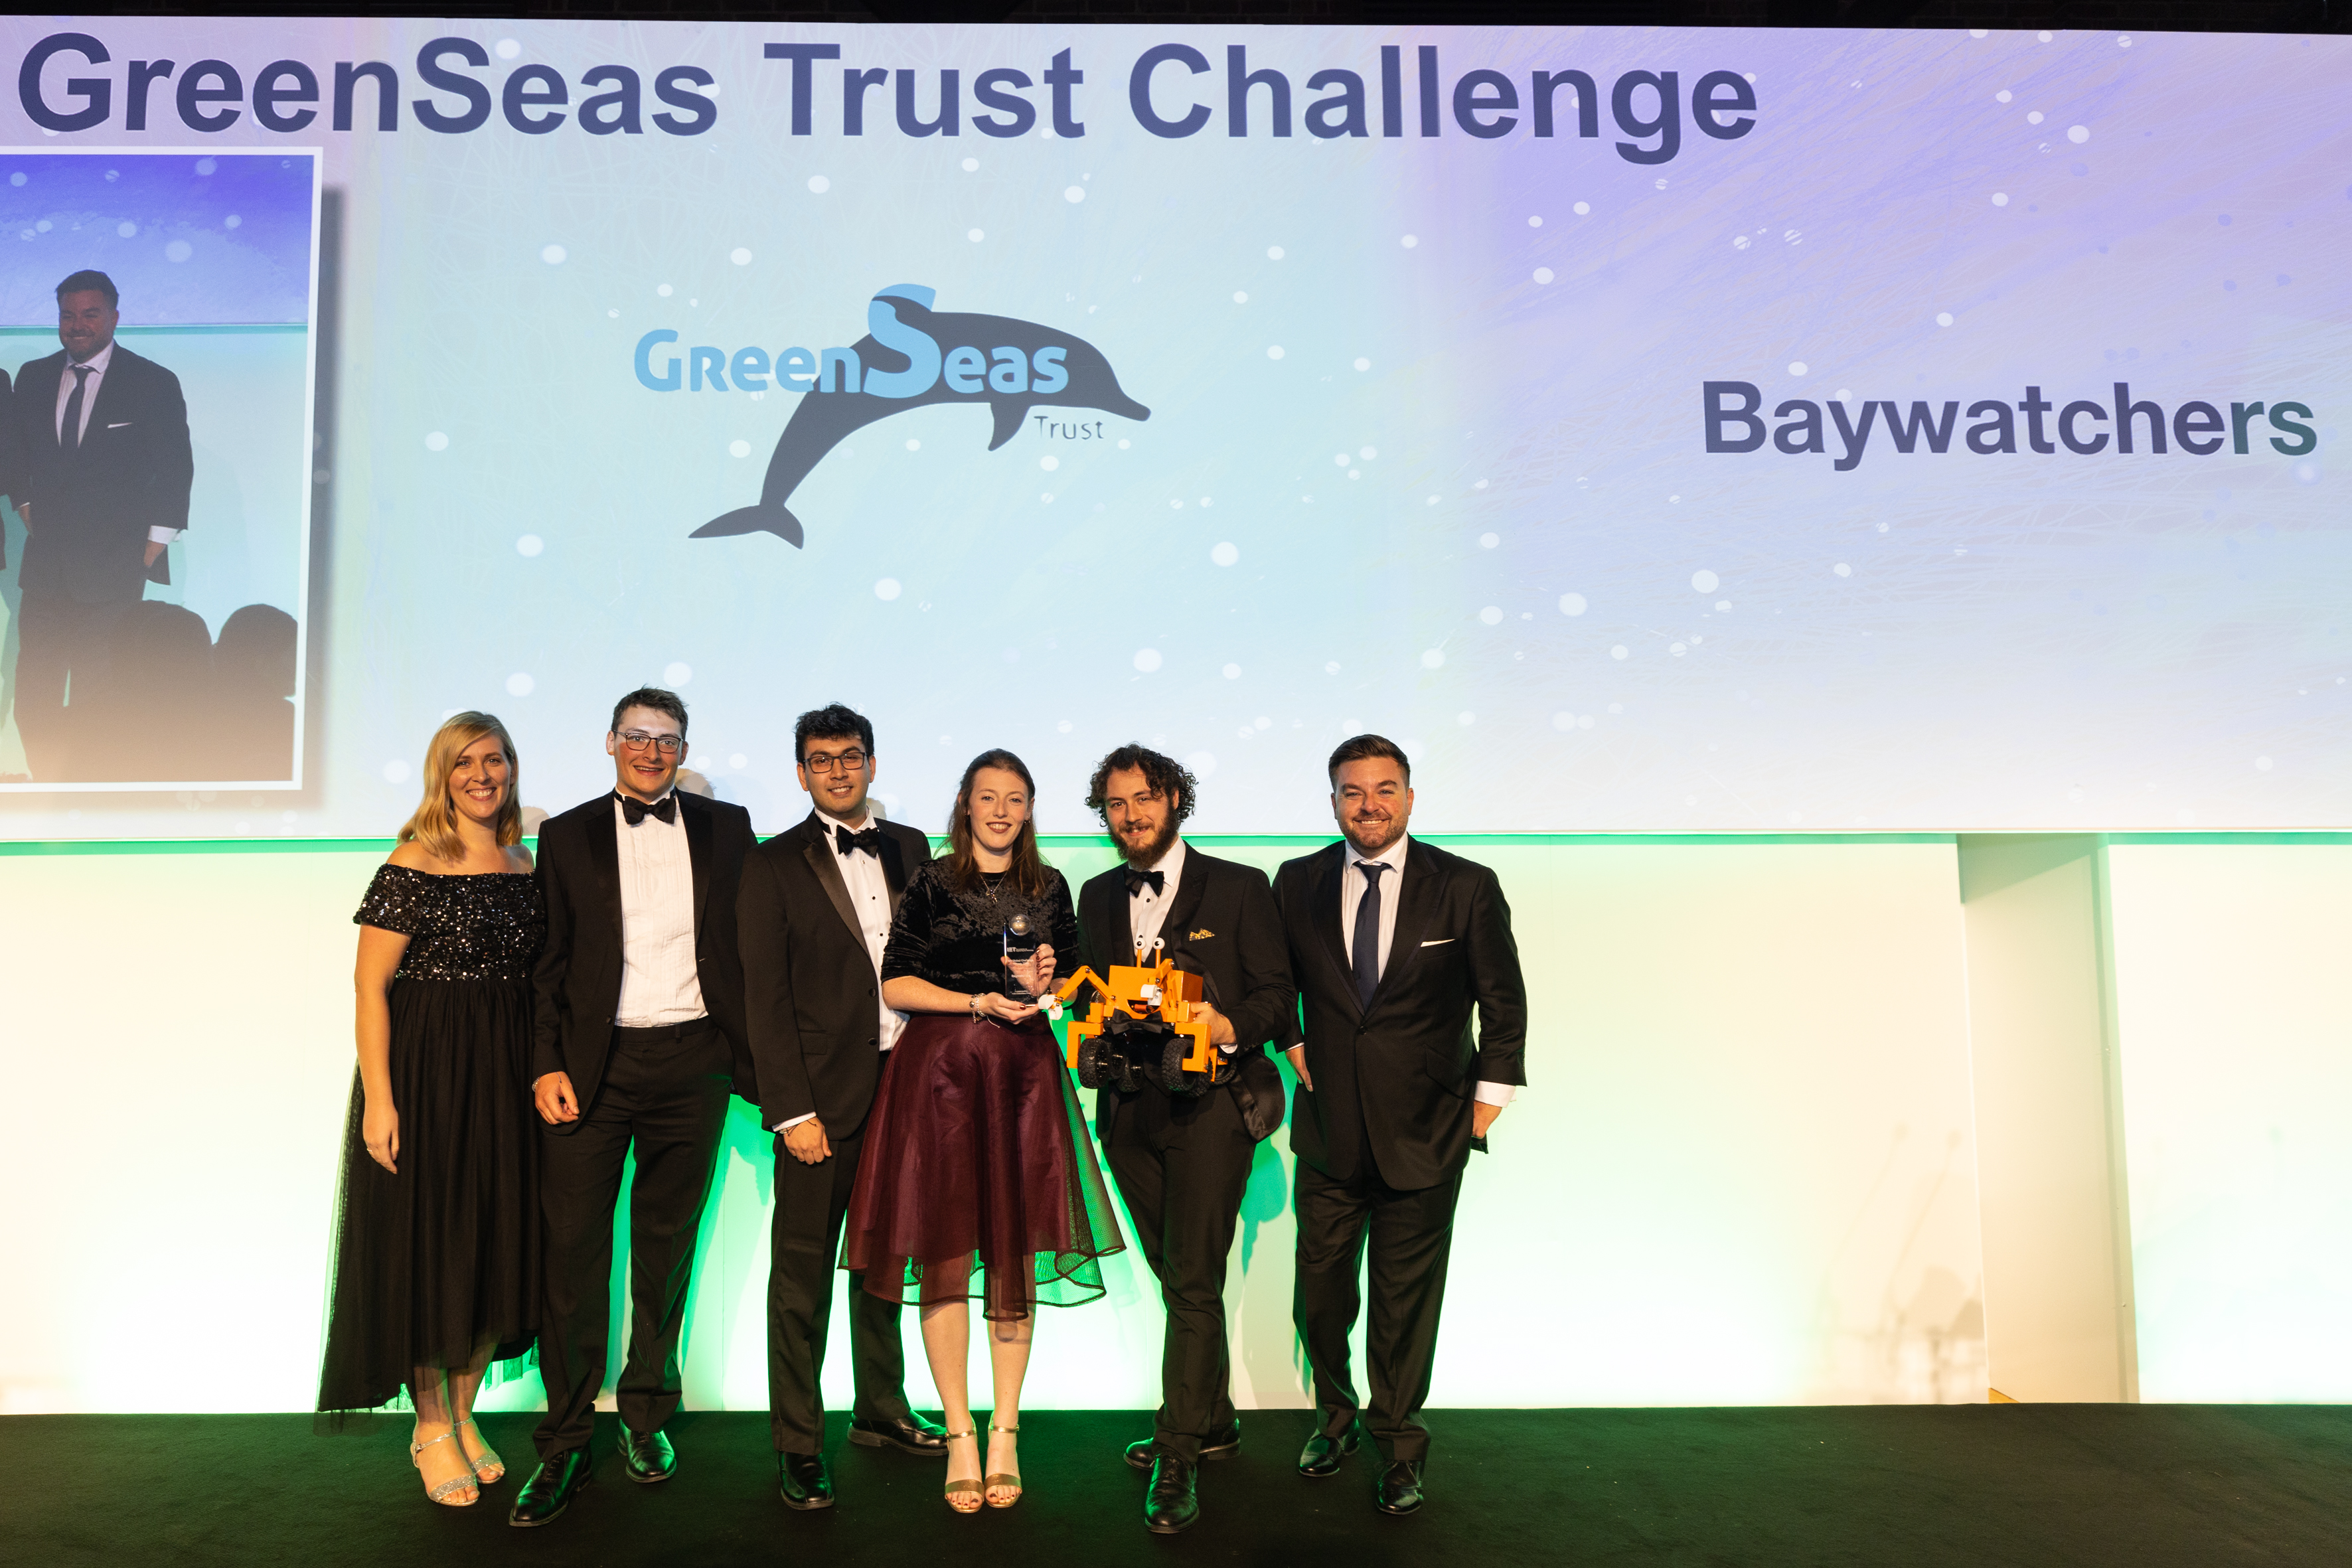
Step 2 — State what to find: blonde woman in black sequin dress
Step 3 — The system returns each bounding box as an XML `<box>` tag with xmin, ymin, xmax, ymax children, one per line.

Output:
<box><xmin>317</xmin><ymin>712</ymin><xmax>546</xmax><ymax>1509</ymax></box>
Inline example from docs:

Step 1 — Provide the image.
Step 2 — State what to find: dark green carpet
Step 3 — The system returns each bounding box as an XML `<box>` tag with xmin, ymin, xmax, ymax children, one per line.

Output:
<box><xmin>1</xmin><ymin>1406</ymin><xmax>2346</xmax><ymax>1566</ymax></box>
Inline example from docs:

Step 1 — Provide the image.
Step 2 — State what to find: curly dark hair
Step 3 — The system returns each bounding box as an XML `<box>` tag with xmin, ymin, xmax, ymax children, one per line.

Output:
<box><xmin>1085</xmin><ymin>744</ymin><xmax>1198</xmax><ymax>829</ymax></box>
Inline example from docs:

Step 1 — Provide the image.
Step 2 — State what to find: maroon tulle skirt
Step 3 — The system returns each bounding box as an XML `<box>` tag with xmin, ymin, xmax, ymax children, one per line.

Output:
<box><xmin>841</xmin><ymin>1012</ymin><xmax>1125</xmax><ymax>1321</ymax></box>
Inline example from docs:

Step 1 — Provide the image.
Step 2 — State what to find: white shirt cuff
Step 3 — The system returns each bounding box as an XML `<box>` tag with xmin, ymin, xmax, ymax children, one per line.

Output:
<box><xmin>147</xmin><ymin>526</ymin><xmax>181</xmax><ymax>544</ymax></box>
<box><xmin>1474</xmin><ymin>1081</ymin><xmax>1516</xmax><ymax>1107</ymax></box>
<box><xmin>773</xmin><ymin>1111</ymin><xmax>816</xmax><ymax>1131</ymax></box>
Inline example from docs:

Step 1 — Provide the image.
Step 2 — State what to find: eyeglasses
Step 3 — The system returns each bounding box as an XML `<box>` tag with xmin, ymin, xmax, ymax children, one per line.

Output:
<box><xmin>616</xmin><ymin>730</ymin><xmax>684</xmax><ymax>755</ymax></box>
<box><xmin>803</xmin><ymin>749</ymin><xmax>870</xmax><ymax>775</ymax></box>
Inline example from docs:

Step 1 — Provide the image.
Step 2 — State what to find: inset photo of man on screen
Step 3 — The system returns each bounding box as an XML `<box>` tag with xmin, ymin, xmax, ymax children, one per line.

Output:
<box><xmin>0</xmin><ymin>150</ymin><xmax>317</xmax><ymax>790</ymax></box>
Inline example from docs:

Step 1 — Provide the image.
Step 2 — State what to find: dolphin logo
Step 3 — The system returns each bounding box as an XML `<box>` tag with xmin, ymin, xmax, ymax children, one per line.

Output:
<box><xmin>694</xmin><ymin>285</ymin><xmax>1150</xmax><ymax>547</ymax></box>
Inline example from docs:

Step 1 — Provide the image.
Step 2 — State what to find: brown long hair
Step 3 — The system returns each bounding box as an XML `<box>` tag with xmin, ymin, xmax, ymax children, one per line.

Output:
<box><xmin>398</xmin><ymin>711</ymin><xmax>523</xmax><ymax>862</ymax></box>
<box><xmin>945</xmin><ymin>748</ymin><xmax>1050</xmax><ymax>898</ymax></box>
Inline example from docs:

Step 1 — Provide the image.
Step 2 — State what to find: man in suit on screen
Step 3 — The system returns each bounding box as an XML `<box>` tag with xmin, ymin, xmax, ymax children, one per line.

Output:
<box><xmin>735</xmin><ymin>703</ymin><xmax>949</xmax><ymax>1512</ymax></box>
<box><xmin>1273</xmin><ymin>734</ymin><xmax>1528</xmax><ymax>1516</ymax></box>
<box><xmin>4</xmin><ymin>269</ymin><xmax>193</xmax><ymax>782</ymax></box>
<box><xmin>1073</xmin><ymin>745</ymin><xmax>1296</xmax><ymax>1534</ymax></box>
<box><xmin>510</xmin><ymin>686</ymin><xmax>757</xmax><ymax>1527</ymax></box>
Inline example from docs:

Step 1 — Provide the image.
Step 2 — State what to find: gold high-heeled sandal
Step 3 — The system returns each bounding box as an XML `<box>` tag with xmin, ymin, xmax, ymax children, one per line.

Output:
<box><xmin>457</xmin><ymin>1416</ymin><xmax>505</xmax><ymax>1484</ymax></box>
<box><xmin>410</xmin><ymin>1428</ymin><xmax>480</xmax><ymax>1507</ymax></box>
<box><xmin>941</xmin><ymin>1429</ymin><xmax>983</xmax><ymax>1514</ymax></box>
<box><xmin>984</xmin><ymin>1421</ymin><xmax>1022</xmax><ymax>1509</ymax></box>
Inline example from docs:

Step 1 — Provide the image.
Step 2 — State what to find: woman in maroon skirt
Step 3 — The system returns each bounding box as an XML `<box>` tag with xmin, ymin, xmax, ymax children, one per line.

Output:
<box><xmin>843</xmin><ymin>747</ymin><xmax>1124</xmax><ymax>1514</ymax></box>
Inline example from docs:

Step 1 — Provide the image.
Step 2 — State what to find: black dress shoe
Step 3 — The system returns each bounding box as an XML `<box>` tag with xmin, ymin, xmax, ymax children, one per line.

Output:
<box><xmin>848</xmin><ymin>1413</ymin><xmax>948</xmax><ymax>1455</ymax></box>
<box><xmin>507</xmin><ymin>1450</ymin><xmax>591</xmax><ymax>1528</ymax></box>
<box><xmin>1123</xmin><ymin>1419</ymin><xmax>1241</xmax><ymax>1471</ymax></box>
<box><xmin>777</xmin><ymin>1450</ymin><xmax>835</xmax><ymax>1511</ymax></box>
<box><xmin>1144</xmin><ymin>1454</ymin><xmax>1200</xmax><ymax>1535</ymax></box>
<box><xmin>1375</xmin><ymin>1458</ymin><xmax>1425</xmax><ymax>1516</ymax></box>
<box><xmin>1297</xmin><ymin>1427</ymin><xmax>1360</xmax><ymax>1478</ymax></box>
<box><xmin>618</xmin><ymin>1427</ymin><xmax>676</xmax><ymax>1484</ymax></box>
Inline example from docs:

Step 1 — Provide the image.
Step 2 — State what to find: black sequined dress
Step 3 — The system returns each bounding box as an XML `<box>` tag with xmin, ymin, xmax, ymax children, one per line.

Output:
<box><xmin>317</xmin><ymin>864</ymin><xmax>546</xmax><ymax>1417</ymax></box>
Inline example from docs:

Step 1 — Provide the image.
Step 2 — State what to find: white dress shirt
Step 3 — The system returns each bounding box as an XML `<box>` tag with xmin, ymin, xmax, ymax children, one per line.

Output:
<box><xmin>776</xmin><ymin>808</ymin><xmax>906</xmax><ymax>1132</ymax></box>
<box><xmin>1126</xmin><ymin>835</ymin><xmax>1187</xmax><ymax>961</ymax></box>
<box><xmin>52</xmin><ymin>341</ymin><xmax>177</xmax><ymax>546</ymax></box>
<box><xmin>1338</xmin><ymin>832</ymin><xmax>1515</xmax><ymax>1109</ymax></box>
<box><xmin>612</xmin><ymin>791</ymin><xmax>707</xmax><ymax>1026</ymax></box>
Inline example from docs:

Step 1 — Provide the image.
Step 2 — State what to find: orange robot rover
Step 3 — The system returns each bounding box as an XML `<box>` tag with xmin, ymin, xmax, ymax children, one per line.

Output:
<box><xmin>1047</xmin><ymin>939</ymin><xmax>1228</xmax><ymax>1095</ymax></box>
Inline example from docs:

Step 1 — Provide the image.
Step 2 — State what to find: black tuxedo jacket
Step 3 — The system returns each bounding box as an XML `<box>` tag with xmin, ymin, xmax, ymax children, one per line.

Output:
<box><xmin>7</xmin><ymin>346</ymin><xmax>193</xmax><ymax>602</ymax></box>
<box><xmin>531</xmin><ymin>789</ymin><xmax>757</xmax><ymax>1127</ymax></box>
<box><xmin>1272</xmin><ymin>836</ymin><xmax>1528</xmax><ymax>1190</ymax></box>
<box><xmin>1075</xmin><ymin>844</ymin><xmax>1297</xmax><ymax>1144</ymax></box>
<box><xmin>736</xmin><ymin>811</ymin><xmax>933</xmax><ymax>1137</ymax></box>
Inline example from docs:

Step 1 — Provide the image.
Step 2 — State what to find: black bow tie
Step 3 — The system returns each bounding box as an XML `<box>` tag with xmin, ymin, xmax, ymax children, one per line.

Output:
<box><xmin>619</xmin><ymin>793</ymin><xmax>676</xmax><ymax>826</ymax></box>
<box><xmin>835</xmin><ymin>823</ymin><xmax>885</xmax><ymax>857</ymax></box>
<box><xmin>1125</xmin><ymin>868</ymin><xmax>1165</xmax><ymax>897</ymax></box>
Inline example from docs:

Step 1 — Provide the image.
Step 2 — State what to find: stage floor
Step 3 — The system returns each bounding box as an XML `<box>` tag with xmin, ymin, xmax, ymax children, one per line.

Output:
<box><xmin>1</xmin><ymin>1406</ymin><xmax>2345</xmax><ymax>1566</ymax></box>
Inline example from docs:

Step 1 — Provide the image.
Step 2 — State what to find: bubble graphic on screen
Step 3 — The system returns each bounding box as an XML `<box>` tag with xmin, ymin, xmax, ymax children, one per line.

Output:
<box><xmin>1480</xmin><ymin>532</ymin><xmax>1499</xmax><ymax>548</ymax></box>
<box><xmin>1222</xmin><ymin>664</ymin><xmax>1241</xmax><ymax>679</ymax></box>
<box><xmin>1266</xmin><ymin>346</ymin><xmax>1285</xmax><ymax>360</ymax></box>
<box><xmin>968</xmin><ymin>229</ymin><xmax>985</xmax><ymax>242</ymax></box>
<box><xmin>1610</xmin><ymin>645</ymin><xmax>1629</xmax><ymax>660</ymax></box>
<box><xmin>1038</xmin><ymin>454</ymin><xmax>1057</xmax><ymax>471</ymax></box>
<box><xmin>1560</xmin><ymin>593</ymin><xmax>1588</xmax><ymax>616</ymax></box>
<box><xmin>1992</xmin><ymin>193</ymin><xmax>2009</xmax><ymax>206</ymax></box>
<box><xmin>1232</xmin><ymin>291</ymin><xmax>1249</xmax><ymax>304</ymax></box>
<box><xmin>727</xmin><ymin>439</ymin><xmax>751</xmax><ymax>459</ymax></box>
<box><xmin>1479</xmin><ymin>607</ymin><xmax>1503</xmax><ymax>625</ymax></box>
<box><xmin>1716</xmin><ymin>599</ymin><xmax>1732</xmax><ymax>612</ymax></box>
<box><xmin>507</xmin><ymin>673</ymin><xmax>535</xmax><ymax>696</ymax></box>
<box><xmin>1211</xmin><ymin>542</ymin><xmax>1239</xmax><ymax>566</ymax></box>
<box><xmin>1970</xmin><ymin>27</ymin><xmax>1988</xmax><ymax>36</ymax></box>
<box><xmin>1692</xmin><ymin>570</ymin><xmax>1720</xmax><ymax>593</ymax></box>
<box><xmin>1936</xmin><ymin>312</ymin><xmax>1954</xmax><ymax>327</ymax></box>
<box><xmin>1834</xmin><ymin>563</ymin><xmax>1853</xmax><ymax>577</ymax></box>
<box><xmin>1401</xmin><ymin>235</ymin><xmax>1418</xmax><ymax>248</ymax></box>
<box><xmin>730</xmin><ymin>248</ymin><xmax>752</xmax><ymax>266</ymax></box>
<box><xmin>1134</xmin><ymin>649</ymin><xmax>1162</xmax><ymax>672</ymax></box>
<box><xmin>1420</xmin><ymin>649</ymin><xmax>1445</xmax><ymax>669</ymax></box>
<box><xmin>163</xmin><ymin>240</ymin><xmax>191</xmax><ymax>263</ymax></box>
<box><xmin>495</xmin><ymin>38</ymin><xmax>521</xmax><ymax>59</ymax></box>
<box><xmin>1533</xmin><ymin>268</ymin><xmax>1555</xmax><ymax>285</ymax></box>
<box><xmin>1324</xmin><ymin>661</ymin><xmax>1341</xmax><ymax>674</ymax></box>
<box><xmin>2068</xmin><ymin>125</ymin><xmax>2091</xmax><ymax>144</ymax></box>
<box><xmin>193</xmin><ymin>157</ymin><xmax>217</xmax><ymax>177</ymax></box>
<box><xmin>1573</xmin><ymin>202</ymin><xmax>1590</xmax><ymax>216</ymax></box>
<box><xmin>2120</xmin><ymin>35</ymin><xmax>2134</xmax><ymax>46</ymax></box>
<box><xmin>1551</xmin><ymin>712</ymin><xmax>1577</xmax><ymax>732</ymax></box>
<box><xmin>1996</xmin><ymin>90</ymin><xmax>2013</xmax><ymax>103</ymax></box>
<box><xmin>808</xmin><ymin>176</ymin><xmax>830</xmax><ymax>194</ymax></box>
<box><xmin>961</xmin><ymin>157</ymin><xmax>979</xmax><ymax>172</ymax></box>
<box><xmin>1064</xmin><ymin>185</ymin><xmax>1085</xmax><ymax>203</ymax></box>
<box><xmin>1426</xmin><ymin>495</ymin><xmax>1441</xmax><ymax>506</ymax></box>
<box><xmin>1528</xmin><ymin>216</ymin><xmax>1543</xmax><ymax>227</ymax></box>
<box><xmin>2037</xmin><ymin>30</ymin><xmax>2053</xmax><ymax>41</ymax></box>
<box><xmin>1353</xmin><ymin>358</ymin><xmax>1370</xmax><ymax>371</ymax></box>
<box><xmin>383</xmin><ymin>759</ymin><xmax>410</xmax><ymax>783</ymax></box>
<box><xmin>2026</xmin><ymin>111</ymin><xmax>2044</xmax><ymax>125</ymax></box>
<box><xmin>6</xmin><ymin>173</ymin><xmax>21</xmax><ymax>187</ymax></box>
<box><xmin>117</xmin><ymin>222</ymin><xmax>136</xmax><ymax>238</ymax></box>
<box><xmin>657</xmin><ymin>283</ymin><xmax>673</xmax><ymax>297</ymax></box>
<box><xmin>424</xmin><ymin>431</ymin><xmax>449</xmax><ymax>451</ymax></box>
<box><xmin>516</xmin><ymin>534</ymin><xmax>544</xmax><ymax>558</ymax></box>
<box><xmin>1670</xmin><ymin>643</ymin><xmax>1687</xmax><ymax>657</ymax></box>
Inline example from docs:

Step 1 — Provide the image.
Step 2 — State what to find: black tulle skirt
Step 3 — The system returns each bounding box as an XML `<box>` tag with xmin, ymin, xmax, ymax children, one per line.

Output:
<box><xmin>316</xmin><ymin>977</ymin><xmax>540</xmax><ymax>1417</ymax></box>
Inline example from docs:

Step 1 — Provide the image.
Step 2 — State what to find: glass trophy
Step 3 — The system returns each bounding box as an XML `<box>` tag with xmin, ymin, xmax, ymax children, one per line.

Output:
<box><xmin>1002</xmin><ymin>913</ymin><xmax>1040</xmax><ymax>1002</ymax></box>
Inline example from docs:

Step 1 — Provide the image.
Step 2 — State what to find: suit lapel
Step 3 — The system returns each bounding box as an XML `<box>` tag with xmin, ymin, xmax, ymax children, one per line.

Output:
<box><xmin>1310</xmin><ymin>845</ymin><xmax>1360</xmax><ymax>1020</ymax></box>
<box><xmin>683</xmin><ymin>793</ymin><xmax>714</xmax><ymax>938</ymax></box>
<box><xmin>1160</xmin><ymin>853</ymin><xmax>1210</xmax><ymax>959</ymax></box>
<box><xmin>1097</xmin><ymin>868</ymin><xmax>1136</xmax><ymax>965</ymax></box>
<box><xmin>1368</xmin><ymin>840</ymin><xmax>1447</xmax><ymax>1014</ymax></box>
<box><xmin>589</xmin><ymin>797</ymin><xmax>623</xmax><ymax>936</ymax></box>
<box><xmin>801</xmin><ymin>813</ymin><xmax>864</xmax><ymax>943</ymax></box>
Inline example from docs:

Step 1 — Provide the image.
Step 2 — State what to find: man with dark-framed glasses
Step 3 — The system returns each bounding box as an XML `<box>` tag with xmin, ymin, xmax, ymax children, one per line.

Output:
<box><xmin>736</xmin><ymin>703</ymin><xmax>946</xmax><ymax>1510</ymax></box>
<box><xmin>511</xmin><ymin>686</ymin><xmax>757</xmax><ymax>1527</ymax></box>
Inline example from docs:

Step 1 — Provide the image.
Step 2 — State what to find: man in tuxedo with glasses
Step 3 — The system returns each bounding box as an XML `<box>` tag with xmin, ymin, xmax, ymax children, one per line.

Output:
<box><xmin>510</xmin><ymin>687</ymin><xmax>757</xmax><ymax>1527</ymax></box>
<box><xmin>735</xmin><ymin>703</ymin><xmax>947</xmax><ymax>1510</ymax></box>
<box><xmin>1273</xmin><ymin>734</ymin><xmax>1527</xmax><ymax>1517</ymax></box>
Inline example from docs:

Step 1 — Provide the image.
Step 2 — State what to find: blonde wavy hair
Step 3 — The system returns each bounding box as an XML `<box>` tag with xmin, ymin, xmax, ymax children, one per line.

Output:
<box><xmin>398</xmin><ymin>711</ymin><xmax>523</xmax><ymax>862</ymax></box>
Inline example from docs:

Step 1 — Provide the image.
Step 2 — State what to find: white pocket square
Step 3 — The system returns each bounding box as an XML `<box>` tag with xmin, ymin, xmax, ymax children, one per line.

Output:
<box><xmin>1420</xmin><ymin>937</ymin><xmax>1455</xmax><ymax>947</ymax></box>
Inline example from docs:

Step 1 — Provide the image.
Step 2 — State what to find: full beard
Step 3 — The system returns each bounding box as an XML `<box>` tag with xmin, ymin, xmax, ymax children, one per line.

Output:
<box><xmin>1119</xmin><ymin>815</ymin><xmax>1180</xmax><ymax>869</ymax></box>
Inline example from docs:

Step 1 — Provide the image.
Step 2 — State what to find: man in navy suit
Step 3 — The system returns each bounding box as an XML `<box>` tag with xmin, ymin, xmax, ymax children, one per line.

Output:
<box><xmin>1272</xmin><ymin>735</ymin><xmax>1528</xmax><ymax>1516</ymax></box>
<box><xmin>4</xmin><ymin>269</ymin><xmax>193</xmax><ymax>781</ymax></box>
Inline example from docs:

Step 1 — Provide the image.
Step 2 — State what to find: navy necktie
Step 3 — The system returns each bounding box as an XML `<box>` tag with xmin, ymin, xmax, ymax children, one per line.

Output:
<box><xmin>61</xmin><ymin>364</ymin><xmax>92</xmax><ymax>453</ymax></box>
<box><xmin>1351</xmin><ymin>861</ymin><xmax>1387</xmax><ymax>1009</ymax></box>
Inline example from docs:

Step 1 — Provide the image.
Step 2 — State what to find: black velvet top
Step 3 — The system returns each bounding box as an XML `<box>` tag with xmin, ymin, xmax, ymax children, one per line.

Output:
<box><xmin>354</xmin><ymin>863</ymin><xmax>546</xmax><ymax>983</ymax></box>
<box><xmin>881</xmin><ymin>859</ymin><xmax>1081</xmax><ymax>997</ymax></box>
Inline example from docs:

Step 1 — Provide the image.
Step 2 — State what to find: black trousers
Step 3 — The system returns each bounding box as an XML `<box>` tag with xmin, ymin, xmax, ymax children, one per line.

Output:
<box><xmin>1104</xmin><ymin>1083</ymin><xmax>1257</xmax><ymax>1462</ymax></box>
<box><xmin>767</xmin><ymin>1121</ymin><xmax>911</xmax><ymax>1453</ymax></box>
<box><xmin>534</xmin><ymin>1020</ymin><xmax>732</xmax><ymax>1459</ymax></box>
<box><xmin>10</xmin><ymin>592</ymin><xmax>126</xmax><ymax>782</ymax></box>
<box><xmin>1291</xmin><ymin>1158</ymin><xmax>1463</xmax><ymax>1468</ymax></box>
